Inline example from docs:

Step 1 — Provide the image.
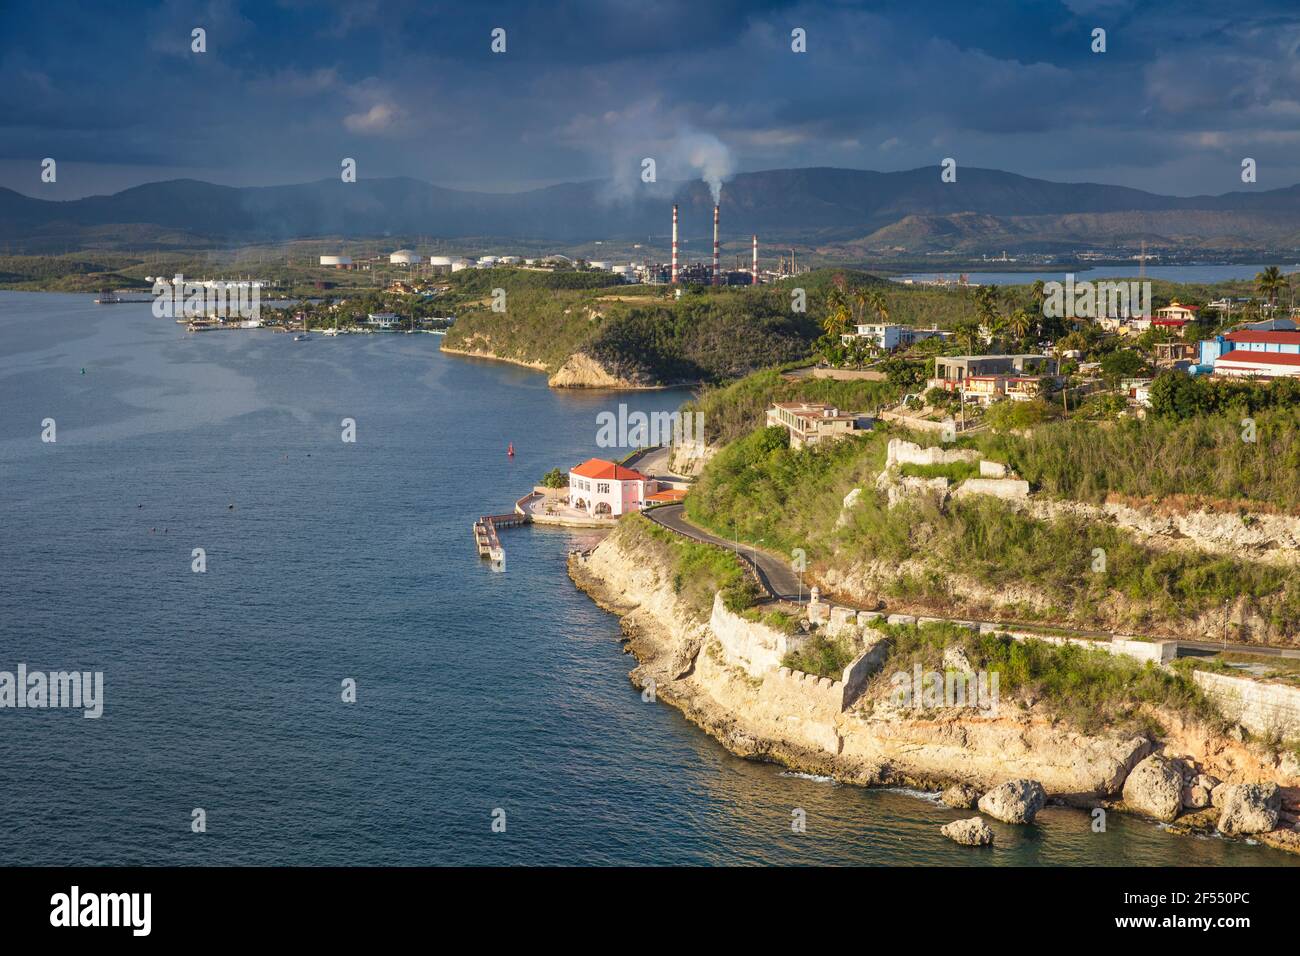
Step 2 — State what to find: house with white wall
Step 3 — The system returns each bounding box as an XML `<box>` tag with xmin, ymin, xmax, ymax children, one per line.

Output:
<box><xmin>568</xmin><ymin>459</ymin><xmax>653</xmax><ymax>517</ymax></box>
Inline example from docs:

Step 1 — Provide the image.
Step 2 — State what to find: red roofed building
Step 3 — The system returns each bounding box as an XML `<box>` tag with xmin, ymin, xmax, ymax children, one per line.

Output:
<box><xmin>1224</xmin><ymin>329</ymin><xmax>1300</xmax><ymax>350</ymax></box>
<box><xmin>1153</xmin><ymin>302</ymin><xmax>1200</xmax><ymax>335</ymax></box>
<box><xmin>1212</xmin><ymin>350</ymin><xmax>1300</xmax><ymax>380</ymax></box>
<box><xmin>568</xmin><ymin>458</ymin><xmax>654</xmax><ymax>517</ymax></box>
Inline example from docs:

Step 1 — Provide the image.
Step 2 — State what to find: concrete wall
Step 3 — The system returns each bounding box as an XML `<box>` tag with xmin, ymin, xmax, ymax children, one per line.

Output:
<box><xmin>1112</xmin><ymin>637</ymin><xmax>1178</xmax><ymax>664</ymax></box>
<box><xmin>886</xmin><ymin>438</ymin><xmax>980</xmax><ymax>468</ymax></box>
<box><xmin>709</xmin><ymin>593</ymin><xmax>799</xmax><ymax>678</ymax></box>
<box><xmin>1192</xmin><ymin>670</ymin><xmax>1300</xmax><ymax>739</ymax></box>
<box><xmin>979</xmin><ymin>460</ymin><xmax>1008</xmax><ymax>478</ymax></box>
<box><xmin>840</xmin><ymin>636</ymin><xmax>891</xmax><ymax>709</ymax></box>
<box><xmin>953</xmin><ymin>478</ymin><xmax>1030</xmax><ymax>501</ymax></box>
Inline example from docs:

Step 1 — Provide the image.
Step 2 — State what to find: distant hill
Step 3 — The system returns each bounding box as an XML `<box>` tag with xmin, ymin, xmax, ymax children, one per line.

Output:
<box><xmin>4</xmin><ymin>166</ymin><xmax>1300</xmax><ymax>253</ymax></box>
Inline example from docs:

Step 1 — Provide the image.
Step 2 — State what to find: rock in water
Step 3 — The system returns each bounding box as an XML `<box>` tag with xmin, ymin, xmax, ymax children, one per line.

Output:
<box><xmin>978</xmin><ymin>779</ymin><xmax>1047</xmax><ymax>824</ymax></box>
<box><xmin>1121</xmin><ymin>754</ymin><xmax>1183</xmax><ymax>822</ymax></box>
<box><xmin>1217</xmin><ymin>783</ymin><xmax>1281</xmax><ymax>836</ymax></box>
<box><xmin>941</xmin><ymin>817</ymin><xmax>994</xmax><ymax>846</ymax></box>
<box><xmin>1181</xmin><ymin>773</ymin><xmax>1219</xmax><ymax>811</ymax></box>
<box><xmin>941</xmin><ymin>784</ymin><xmax>981</xmax><ymax>810</ymax></box>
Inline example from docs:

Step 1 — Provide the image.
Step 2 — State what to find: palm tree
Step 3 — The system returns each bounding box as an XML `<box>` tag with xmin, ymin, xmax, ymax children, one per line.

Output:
<box><xmin>822</xmin><ymin>299</ymin><xmax>853</xmax><ymax>340</ymax></box>
<box><xmin>869</xmin><ymin>288</ymin><xmax>890</xmax><ymax>324</ymax></box>
<box><xmin>1007</xmin><ymin>307</ymin><xmax>1032</xmax><ymax>341</ymax></box>
<box><xmin>954</xmin><ymin>320</ymin><xmax>981</xmax><ymax>355</ymax></box>
<box><xmin>1257</xmin><ymin>266</ymin><xmax>1286</xmax><ymax>311</ymax></box>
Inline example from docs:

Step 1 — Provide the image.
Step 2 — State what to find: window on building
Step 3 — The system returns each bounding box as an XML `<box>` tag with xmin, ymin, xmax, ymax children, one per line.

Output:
<box><xmin>597</xmin><ymin>482</ymin><xmax>610</xmax><ymax>494</ymax></box>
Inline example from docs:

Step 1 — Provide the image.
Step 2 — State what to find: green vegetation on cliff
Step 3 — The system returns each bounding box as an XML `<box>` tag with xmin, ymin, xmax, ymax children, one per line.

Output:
<box><xmin>872</xmin><ymin>620</ymin><xmax>1223</xmax><ymax>735</ymax></box>
<box><xmin>684</xmin><ymin>424</ymin><xmax>1300</xmax><ymax>639</ymax></box>
<box><xmin>444</xmin><ymin>280</ymin><xmax>821</xmax><ymax>384</ymax></box>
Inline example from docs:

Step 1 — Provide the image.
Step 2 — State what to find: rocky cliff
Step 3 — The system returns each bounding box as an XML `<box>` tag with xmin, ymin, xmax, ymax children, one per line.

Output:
<box><xmin>571</xmin><ymin>521</ymin><xmax>1151</xmax><ymax>796</ymax></box>
<box><xmin>547</xmin><ymin>351</ymin><xmax>659</xmax><ymax>389</ymax></box>
<box><xmin>568</xmin><ymin>518</ymin><xmax>1300</xmax><ymax>853</ymax></box>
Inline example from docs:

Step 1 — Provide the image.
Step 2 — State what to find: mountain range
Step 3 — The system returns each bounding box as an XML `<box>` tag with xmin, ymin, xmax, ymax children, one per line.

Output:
<box><xmin>4</xmin><ymin>167</ymin><xmax>1300</xmax><ymax>255</ymax></box>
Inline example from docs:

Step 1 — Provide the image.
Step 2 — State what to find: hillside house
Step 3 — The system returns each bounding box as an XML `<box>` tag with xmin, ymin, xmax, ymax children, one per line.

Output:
<box><xmin>766</xmin><ymin>402</ymin><xmax>868</xmax><ymax>449</ymax></box>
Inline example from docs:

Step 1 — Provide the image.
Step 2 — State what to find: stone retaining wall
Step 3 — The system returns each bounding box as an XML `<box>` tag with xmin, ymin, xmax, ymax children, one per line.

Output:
<box><xmin>1192</xmin><ymin>670</ymin><xmax>1300</xmax><ymax>739</ymax></box>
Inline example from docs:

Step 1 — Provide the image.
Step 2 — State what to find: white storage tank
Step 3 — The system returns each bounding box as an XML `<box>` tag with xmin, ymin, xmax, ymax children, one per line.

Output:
<box><xmin>319</xmin><ymin>255</ymin><xmax>352</xmax><ymax>267</ymax></box>
<box><xmin>389</xmin><ymin>249</ymin><xmax>422</xmax><ymax>265</ymax></box>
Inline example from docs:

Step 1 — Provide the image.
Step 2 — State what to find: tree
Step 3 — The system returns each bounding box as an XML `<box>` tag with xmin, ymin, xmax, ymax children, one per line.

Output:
<box><xmin>540</xmin><ymin>468</ymin><xmax>569</xmax><ymax>489</ymax></box>
<box><xmin>1099</xmin><ymin>348</ymin><xmax>1148</xmax><ymax>386</ymax></box>
<box><xmin>1148</xmin><ymin>371</ymin><xmax>1207</xmax><ymax>419</ymax></box>
<box><xmin>953</xmin><ymin>320</ymin><xmax>982</xmax><ymax>355</ymax></box>
<box><xmin>1256</xmin><ymin>265</ymin><xmax>1286</xmax><ymax>310</ymax></box>
<box><xmin>1007</xmin><ymin>307</ymin><xmax>1032</xmax><ymax>342</ymax></box>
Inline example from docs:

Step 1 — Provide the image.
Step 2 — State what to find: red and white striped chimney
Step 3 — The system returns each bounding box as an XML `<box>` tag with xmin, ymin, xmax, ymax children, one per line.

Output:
<box><xmin>751</xmin><ymin>234</ymin><xmax>758</xmax><ymax>284</ymax></box>
<box><xmin>712</xmin><ymin>203</ymin><xmax>720</xmax><ymax>286</ymax></box>
<box><xmin>670</xmin><ymin>204</ymin><xmax>679</xmax><ymax>284</ymax></box>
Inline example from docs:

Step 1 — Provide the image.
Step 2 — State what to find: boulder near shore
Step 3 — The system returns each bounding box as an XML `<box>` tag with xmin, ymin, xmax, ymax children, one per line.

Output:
<box><xmin>978</xmin><ymin>779</ymin><xmax>1047</xmax><ymax>824</ymax></box>
<box><xmin>1121</xmin><ymin>754</ymin><xmax>1184</xmax><ymax>822</ymax></box>
<box><xmin>1216</xmin><ymin>783</ymin><xmax>1282</xmax><ymax>836</ymax></box>
<box><xmin>941</xmin><ymin>817</ymin><xmax>995</xmax><ymax>846</ymax></box>
<box><xmin>941</xmin><ymin>785</ymin><xmax>981</xmax><ymax>810</ymax></box>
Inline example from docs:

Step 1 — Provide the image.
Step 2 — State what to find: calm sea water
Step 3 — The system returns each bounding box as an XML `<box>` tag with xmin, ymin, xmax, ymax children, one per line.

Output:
<box><xmin>897</xmin><ymin>264</ymin><xmax>1295</xmax><ymax>286</ymax></box>
<box><xmin>0</xmin><ymin>292</ymin><xmax>1293</xmax><ymax>866</ymax></box>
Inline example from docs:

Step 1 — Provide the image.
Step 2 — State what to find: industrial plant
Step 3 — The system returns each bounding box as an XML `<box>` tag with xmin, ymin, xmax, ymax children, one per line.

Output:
<box><xmin>327</xmin><ymin>200</ymin><xmax>806</xmax><ymax>287</ymax></box>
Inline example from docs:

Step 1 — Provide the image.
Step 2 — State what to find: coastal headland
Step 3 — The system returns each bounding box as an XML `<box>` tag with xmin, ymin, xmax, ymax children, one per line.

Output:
<box><xmin>569</xmin><ymin>516</ymin><xmax>1300</xmax><ymax>856</ymax></box>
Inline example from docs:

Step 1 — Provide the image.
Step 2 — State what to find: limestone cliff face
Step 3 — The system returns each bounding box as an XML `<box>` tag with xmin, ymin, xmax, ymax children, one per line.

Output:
<box><xmin>547</xmin><ymin>352</ymin><xmax>651</xmax><ymax>389</ymax></box>
<box><xmin>668</xmin><ymin>441</ymin><xmax>718</xmax><ymax>478</ymax></box>
<box><xmin>1027</xmin><ymin>497</ymin><xmax>1300</xmax><ymax>566</ymax></box>
<box><xmin>568</xmin><ymin>522</ymin><xmax>1152</xmax><ymax>798</ymax></box>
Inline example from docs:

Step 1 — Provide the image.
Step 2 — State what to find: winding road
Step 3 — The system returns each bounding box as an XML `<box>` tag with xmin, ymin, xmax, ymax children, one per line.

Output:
<box><xmin>645</xmin><ymin>503</ymin><xmax>810</xmax><ymax>603</ymax></box>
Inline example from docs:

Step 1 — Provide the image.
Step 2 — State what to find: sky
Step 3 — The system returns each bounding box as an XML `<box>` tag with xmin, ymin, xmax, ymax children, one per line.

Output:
<box><xmin>3</xmin><ymin>0</ymin><xmax>1300</xmax><ymax>200</ymax></box>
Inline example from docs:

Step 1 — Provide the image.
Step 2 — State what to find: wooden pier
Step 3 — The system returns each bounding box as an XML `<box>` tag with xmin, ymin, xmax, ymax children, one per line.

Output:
<box><xmin>473</xmin><ymin>512</ymin><xmax>530</xmax><ymax>564</ymax></box>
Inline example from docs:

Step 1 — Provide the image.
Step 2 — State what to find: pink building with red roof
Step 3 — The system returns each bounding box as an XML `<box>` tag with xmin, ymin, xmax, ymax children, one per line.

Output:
<box><xmin>567</xmin><ymin>458</ymin><xmax>654</xmax><ymax>517</ymax></box>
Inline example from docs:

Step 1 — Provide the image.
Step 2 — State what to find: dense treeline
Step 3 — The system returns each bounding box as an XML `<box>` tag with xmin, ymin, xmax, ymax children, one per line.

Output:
<box><xmin>586</xmin><ymin>291</ymin><xmax>819</xmax><ymax>384</ymax></box>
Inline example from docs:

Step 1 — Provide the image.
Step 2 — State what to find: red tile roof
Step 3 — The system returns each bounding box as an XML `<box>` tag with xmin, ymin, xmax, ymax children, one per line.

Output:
<box><xmin>570</xmin><ymin>458</ymin><xmax>647</xmax><ymax>481</ymax></box>
<box><xmin>1218</xmin><ymin>350</ymin><xmax>1300</xmax><ymax>367</ymax></box>
<box><xmin>646</xmin><ymin>488</ymin><xmax>689</xmax><ymax>502</ymax></box>
<box><xmin>1226</xmin><ymin>330</ymin><xmax>1300</xmax><ymax>345</ymax></box>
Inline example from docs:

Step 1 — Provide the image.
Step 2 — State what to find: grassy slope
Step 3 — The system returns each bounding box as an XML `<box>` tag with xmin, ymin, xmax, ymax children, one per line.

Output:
<box><xmin>685</xmin><ymin>424</ymin><xmax>1300</xmax><ymax>640</ymax></box>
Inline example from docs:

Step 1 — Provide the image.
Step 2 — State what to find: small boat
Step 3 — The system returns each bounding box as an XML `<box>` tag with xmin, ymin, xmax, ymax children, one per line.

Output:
<box><xmin>93</xmin><ymin>293</ymin><xmax>122</xmax><ymax>304</ymax></box>
<box><xmin>507</xmin><ymin>443</ymin><xmax>515</xmax><ymax>457</ymax></box>
<box><xmin>293</xmin><ymin>333</ymin><xmax>310</xmax><ymax>341</ymax></box>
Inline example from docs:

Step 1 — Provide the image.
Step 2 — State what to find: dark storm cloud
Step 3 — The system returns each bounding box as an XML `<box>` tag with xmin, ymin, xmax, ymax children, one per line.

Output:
<box><xmin>2</xmin><ymin>0</ymin><xmax>1299</xmax><ymax>198</ymax></box>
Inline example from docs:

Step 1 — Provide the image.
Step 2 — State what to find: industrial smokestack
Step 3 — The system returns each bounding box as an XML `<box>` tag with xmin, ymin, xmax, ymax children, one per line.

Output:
<box><xmin>671</xmin><ymin>204</ymin><xmax>679</xmax><ymax>285</ymax></box>
<box><xmin>712</xmin><ymin>204</ymin><xmax>720</xmax><ymax>286</ymax></box>
<box><xmin>752</xmin><ymin>235</ymin><xmax>758</xmax><ymax>285</ymax></box>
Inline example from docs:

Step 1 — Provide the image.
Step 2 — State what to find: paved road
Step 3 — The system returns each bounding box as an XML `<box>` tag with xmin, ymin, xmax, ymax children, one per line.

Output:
<box><xmin>643</xmin><ymin>504</ymin><xmax>1300</xmax><ymax>661</ymax></box>
<box><xmin>1178</xmin><ymin>639</ymin><xmax>1300</xmax><ymax>660</ymax></box>
<box><xmin>622</xmin><ymin>445</ymin><xmax>683</xmax><ymax>481</ymax></box>
<box><xmin>644</xmin><ymin>503</ymin><xmax>808</xmax><ymax>602</ymax></box>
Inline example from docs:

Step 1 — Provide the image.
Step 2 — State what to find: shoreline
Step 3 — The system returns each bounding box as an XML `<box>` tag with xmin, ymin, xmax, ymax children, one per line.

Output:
<box><xmin>566</xmin><ymin>521</ymin><xmax>1300</xmax><ymax>857</ymax></box>
<box><xmin>439</xmin><ymin>342</ymin><xmax>702</xmax><ymax>392</ymax></box>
